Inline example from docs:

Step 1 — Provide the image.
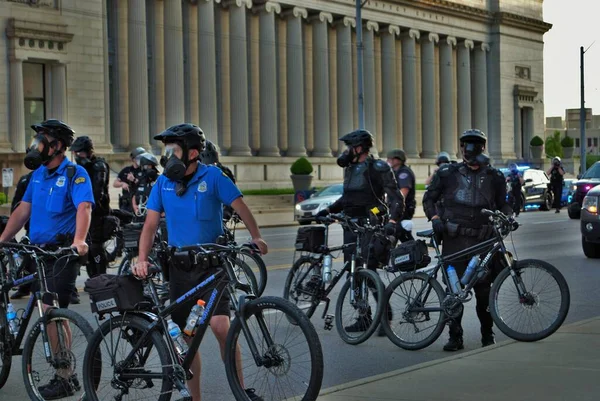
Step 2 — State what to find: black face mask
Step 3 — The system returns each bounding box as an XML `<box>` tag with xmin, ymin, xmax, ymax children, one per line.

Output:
<box><xmin>462</xmin><ymin>142</ymin><xmax>486</xmax><ymax>166</ymax></box>
<box><xmin>161</xmin><ymin>146</ymin><xmax>188</xmax><ymax>182</ymax></box>
<box><xmin>75</xmin><ymin>156</ymin><xmax>91</xmax><ymax>167</ymax></box>
<box><xmin>24</xmin><ymin>136</ymin><xmax>56</xmax><ymax>170</ymax></box>
<box><xmin>336</xmin><ymin>148</ymin><xmax>358</xmax><ymax>168</ymax></box>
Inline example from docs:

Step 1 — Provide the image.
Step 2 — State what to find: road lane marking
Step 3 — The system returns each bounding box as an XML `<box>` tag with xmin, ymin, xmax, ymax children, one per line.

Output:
<box><xmin>532</xmin><ymin>219</ymin><xmax>571</xmax><ymax>224</ymax></box>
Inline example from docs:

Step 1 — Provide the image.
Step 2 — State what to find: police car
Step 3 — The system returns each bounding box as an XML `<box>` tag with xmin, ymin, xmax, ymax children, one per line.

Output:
<box><xmin>294</xmin><ymin>184</ymin><xmax>343</xmax><ymax>225</ymax></box>
<box><xmin>499</xmin><ymin>165</ymin><xmax>553</xmax><ymax>212</ymax></box>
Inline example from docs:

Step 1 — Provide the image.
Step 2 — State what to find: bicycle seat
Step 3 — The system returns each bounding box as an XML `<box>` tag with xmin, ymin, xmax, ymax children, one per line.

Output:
<box><xmin>416</xmin><ymin>229</ymin><xmax>434</xmax><ymax>238</ymax></box>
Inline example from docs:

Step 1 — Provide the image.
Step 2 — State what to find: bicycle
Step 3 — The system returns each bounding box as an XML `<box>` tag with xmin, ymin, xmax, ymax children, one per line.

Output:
<box><xmin>381</xmin><ymin>209</ymin><xmax>571</xmax><ymax>350</ymax></box>
<box><xmin>0</xmin><ymin>242</ymin><xmax>93</xmax><ymax>400</ymax></box>
<box><xmin>82</xmin><ymin>242</ymin><xmax>324</xmax><ymax>401</ymax></box>
<box><xmin>283</xmin><ymin>213</ymin><xmax>386</xmax><ymax>345</ymax></box>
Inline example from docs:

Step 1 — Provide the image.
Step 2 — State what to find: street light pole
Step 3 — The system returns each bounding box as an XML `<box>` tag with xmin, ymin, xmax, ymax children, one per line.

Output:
<box><xmin>580</xmin><ymin>45</ymin><xmax>587</xmax><ymax>175</ymax></box>
<box><xmin>356</xmin><ymin>0</ymin><xmax>365</xmax><ymax>129</ymax></box>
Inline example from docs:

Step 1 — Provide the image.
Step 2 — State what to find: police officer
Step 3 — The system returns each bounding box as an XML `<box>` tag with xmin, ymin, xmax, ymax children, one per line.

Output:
<box><xmin>133</xmin><ymin>124</ymin><xmax>267</xmax><ymax>401</ymax></box>
<box><xmin>423</xmin><ymin>129</ymin><xmax>512</xmax><ymax>351</ymax></box>
<box><xmin>316</xmin><ymin>129</ymin><xmax>404</xmax><ymax>332</ymax></box>
<box><xmin>114</xmin><ymin>146</ymin><xmax>146</xmax><ymax>212</ymax></box>
<box><xmin>0</xmin><ymin>119</ymin><xmax>94</xmax><ymax>398</ymax></box>
<box><xmin>70</xmin><ymin>136</ymin><xmax>110</xmax><ymax>280</ymax></box>
<box><xmin>131</xmin><ymin>152</ymin><xmax>160</xmax><ymax>218</ymax></box>
<box><xmin>386</xmin><ymin>149</ymin><xmax>416</xmax><ymax>242</ymax></box>
<box><xmin>425</xmin><ymin>151</ymin><xmax>451</xmax><ymax>186</ymax></box>
<box><xmin>547</xmin><ymin>156</ymin><xmax>565</xmax><ymax>213</ymax></box>
<box><xmin>199</xmin><ymin>140</ymin><xmax>237</xmax><ymax>222</ymax></box>
<box><xmin>506</xmin><ymin>163</ymin><xmax>525</xmax><ymax>217</ymax></box>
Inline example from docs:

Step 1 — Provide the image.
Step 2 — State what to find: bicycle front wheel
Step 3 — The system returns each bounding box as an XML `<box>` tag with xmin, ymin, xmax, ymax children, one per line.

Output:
<box><xmin>0</xmin><ymin>304</ymin><xmax>12</xmax><ymax>389</ymax></box>
<box><xmin>22</xmin><ymin>308</ymin><xmax>93</xmax><ymax>401</ymax></box>
<box><xmin>490</xmin><ymin>259</ymin><xmax>570</xmax><ymax>342</ymax></box>
<box><xmin>82</xmin><ymin>314</ymin><xmax>173</xmax><ymax>401</ymax></box>
<box><xmin>335</xmin><ymin>268</ymin><xmax>385</xmax><ymax>345</ymax></box>
<box><xmin>225</xmin><ymin>296</ymin><xmax>324</xmax><ymax>401</ymax></box>
<box><xmin>238</xmin><ymin>248</ymin><xmax>268</xmax><ymax>296</ymax></box>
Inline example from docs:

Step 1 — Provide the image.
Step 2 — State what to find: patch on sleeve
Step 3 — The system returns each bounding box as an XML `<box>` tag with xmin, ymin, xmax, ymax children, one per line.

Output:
<box><xmin>74</xmin><ymin>177</ymin><xmax>86</xmax><ymax>184</ymax></box>
<box><xmin>399</xmin><ymin>172</ymin><xmax>408</xmax><ymax>179</ymax></box>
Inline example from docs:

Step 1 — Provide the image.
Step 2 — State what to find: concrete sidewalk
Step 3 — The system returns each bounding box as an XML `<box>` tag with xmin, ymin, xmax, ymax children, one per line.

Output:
<box><xmin>317</xmin><ymin>317</ymin><xmax>600</xmax><ymax>401</ymax></box>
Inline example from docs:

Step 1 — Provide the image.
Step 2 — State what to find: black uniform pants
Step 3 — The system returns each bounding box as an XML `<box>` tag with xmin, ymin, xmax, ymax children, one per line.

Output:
<box><xmin>510</xmin><ymin>190</ymin><xmax>522</xmax><ymax>215</ymax></box>
<box><xmin>87</xmin><ymin>216</ymin><xmax>108</xmax><ymax>278</ymax></box>
<box><xmin>442</xmin><ymin>233</ymin><xmax>498</xmax><ymax>338</ymax></box>
<box><xmin>551</xmin><ymin>183</ymin><xmax>562</xmax><ymax>210</ymax></box>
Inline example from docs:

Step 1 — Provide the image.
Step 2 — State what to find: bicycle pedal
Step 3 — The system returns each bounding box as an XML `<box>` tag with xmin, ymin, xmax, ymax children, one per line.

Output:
<box><xmin>324</xmin><ymin>314</ymin><xmax>334</xmax><ymax>331</ymax></box>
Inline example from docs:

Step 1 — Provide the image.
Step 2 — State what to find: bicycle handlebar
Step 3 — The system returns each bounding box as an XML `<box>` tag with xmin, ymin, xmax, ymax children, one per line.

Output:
<box><xmin>175</xmin><ymin>241</ymin><xmax>259</xmax><ymax>255</ymax></box>
<box><xmin>0</xmin><ymin>242</ymin><xmax>79</xmax><ymax>258</ymax></box>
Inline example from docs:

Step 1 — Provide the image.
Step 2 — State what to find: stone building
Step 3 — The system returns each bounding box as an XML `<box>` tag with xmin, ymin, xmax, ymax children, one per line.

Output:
<box><xmin>0</xmin><ymin>0</ymin><xmax>551</xmax><ymax>191</ymax></box>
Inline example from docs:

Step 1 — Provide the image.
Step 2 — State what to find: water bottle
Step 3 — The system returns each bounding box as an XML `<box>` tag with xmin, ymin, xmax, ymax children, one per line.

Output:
<box><xmin>183</xmin><ymin>300</ymin><xmax>206</xmax><ymax>336</ymax></box>
<box><xmin>6</xmin><ymin>303</ymin><xmax>19</xmax><ymax>336</ymax></box>
<box><xmin>460</xmin><ymin>256</ymin><xmax>480</xmax><ymax>286</ymax></box>
<box><xmin>322</xmin><ymin>255</ymin><xmax>333</xmax><ymax>283</ymax></box>
<box><xmin>446</xmin><ymin>266</ymin><xmax>461</xmax><ymax>294</ymax></box>
<box><xmin>167</xmin><ymin>319</ymin><xmax>188</xmax><ymax>357</ymax></box>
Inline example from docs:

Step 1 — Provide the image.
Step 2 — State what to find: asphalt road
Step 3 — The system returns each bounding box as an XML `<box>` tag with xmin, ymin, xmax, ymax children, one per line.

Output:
<box><xmin>0</xmin><ymin>209</ymin><xmax>594</xmax><ymax>400</ymax></box>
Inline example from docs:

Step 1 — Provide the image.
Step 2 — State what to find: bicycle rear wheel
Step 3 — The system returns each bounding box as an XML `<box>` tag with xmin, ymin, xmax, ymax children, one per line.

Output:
<box><xmin>225</xmin><ymin>296</ymin><xmax>324</xmax><ymax>401</ymax></box>
<box><xmin>381</xmin><ymin>272</ymin><xmax>446</xmax><ymax>350</ymax></box>
<box><xmin>82</xmin><ymin>314</ymin><xmax>173</xmax><ymax>401</ymax></box>
<box><xmin>22</xmin><ymin>308</ymin><xmax>93</xmax><ymax>401</ymax></box>
<box><xmin>283</xmin><ymin>256</ymin><xmax>322</xmax><ymax>320</ymax></box>
<box><xmin>490</xmin><ymin>259</ymin><xmax>570</xmax><ymax>342</ymax></box>
<box><xmin>0</xmin><ymin>305</ymin><xmax>12</xmax><ymax>389</ymax></box>
<box><xmin>334</xmin><ymin>269</ymin><xmax>385</xmax><ymax>345</ymax></box>
<box><xmin>238</xmin><ymin>248</ymin><xmax>268</xmax><ymax>296</ymax></box>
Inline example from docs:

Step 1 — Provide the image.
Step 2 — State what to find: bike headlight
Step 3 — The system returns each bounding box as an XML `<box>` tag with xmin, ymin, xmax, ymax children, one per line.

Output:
<box><xmin>582</xmin><ymin>195</ymin><xmax>598</xmax><ymax>214</ymax></box>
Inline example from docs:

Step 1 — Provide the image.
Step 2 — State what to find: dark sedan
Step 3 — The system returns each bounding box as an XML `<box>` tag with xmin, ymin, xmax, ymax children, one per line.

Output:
<box><xmin>581</xmin><ymin>184</ymin><xmax>600</xmax><ymax>258</ymax></box>
<box><xmin>569</xmin><ymin>161</ymin><xmax>600</xmax><ymax>219</ymax></box>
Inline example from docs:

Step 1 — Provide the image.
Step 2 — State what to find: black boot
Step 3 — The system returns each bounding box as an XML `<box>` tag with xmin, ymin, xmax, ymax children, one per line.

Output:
<box><xmin>443</xmin><ymin>322</ymin><xmax>464</xmax><ymax>352</ymax></box>
<box><xmin>481</xmin><ymin>328</ymin><xmax>496</xmax><ymax>347</ymax></box>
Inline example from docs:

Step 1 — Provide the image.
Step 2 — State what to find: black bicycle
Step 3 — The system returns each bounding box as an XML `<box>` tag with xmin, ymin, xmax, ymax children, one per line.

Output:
<box><xmin>283</xmin><ymin>213</ymin><xmax>386</xmax><ymax>345</ymax></box>
<box><xmin>0</xmin><ymin>242</ymin><xmax>93</xmax><ymax>400</ymax></box>
<box><xmin>381</xmin><ymin>209</ymin><xmax>571</xmax><ymax>350</ymax></box>
<box><xmin>82</xmin><ymin>242</ymin><xmax>323</xmax><ymax>401</ymax></box>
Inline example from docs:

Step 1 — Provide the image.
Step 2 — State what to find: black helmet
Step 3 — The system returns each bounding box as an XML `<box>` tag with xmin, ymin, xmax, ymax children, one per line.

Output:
<box><xmin>199</xmin><ymin>140</ymin><xmax>220</xmax><ymax>165</ymax></box>
<box><xmin>339</xmin><ymin>129</ymin><xmax>374</xmax><ymax>149</ymax></box>
<box><xmin>70</xmin><ymin>136</ymin><xmax>94</xmax><ymax>153</ymax></box>
<box><xmin>386</xmin><ymin>149</ymin><xmax>406</xmax><ymax>162</ymax></box>
<box><xmin>130</xmin><ymin>146</ymin><xmax>146</xmax><ymax>159</ymax></box>
<box><xmin>136</xmin><ymin>152</ymin><xmax>159</xmax><ymax>168</ymax></box>
<box><xmin>459</xmin><ymin>129</ymin><xmax>487</xmax><ymax>144</ymax></box>
<box><xmin>436</xmin><ymin>151</ymin><xmax>450</xmax><ymax>166</ymax></box>
<box><xmin>154</xmin><ymin>124</ymin><xmax>206</xmax><ymax>151</ymax></box>
<box><xmin>31</xmin><ymin>119</ymin><xmax>75</xmax><ymax>147</ymax></box>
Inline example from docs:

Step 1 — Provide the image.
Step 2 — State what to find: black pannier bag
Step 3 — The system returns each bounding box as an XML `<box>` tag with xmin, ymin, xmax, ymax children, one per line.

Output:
<box><xmin>84</xmin><ymin>274</ymin><xmax>145</xmax><ymax>315</ymax></box>
<box><xmin>122</xmin><ymin>224</ymin><xmax>142</xmax><ymax>250</ymax></box>
<box><xmin>389</xmin><ymin>240</ymin><xmax>431</xmax><ymax>272</ymax></box>
<box><xmin>295</xmin><ymin>226</ymin><xmax>326</xmax><ymax>253</ymax></box>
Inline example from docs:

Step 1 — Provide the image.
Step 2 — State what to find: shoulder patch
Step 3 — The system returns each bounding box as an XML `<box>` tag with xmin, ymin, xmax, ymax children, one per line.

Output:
<box><xmin>75</xmin><ymin>177</ymin><xmax>86</xmax><ymax>184</ymax></box>
<box><xmin>399</xmin><ymin>172</ymin><xmax>409</xmax><ymax>179</ymax></box>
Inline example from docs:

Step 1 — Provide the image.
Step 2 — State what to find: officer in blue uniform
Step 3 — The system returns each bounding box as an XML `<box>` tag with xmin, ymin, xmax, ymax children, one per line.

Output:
<box><xmin>0</xmin><ymin>119</ymin><xmax>94</xmax><ymax>398</ymax></box>
<box><xmin>133</xmin><ymin>124</ymin><xmax>267</xmax><ymax>401</ymax></box>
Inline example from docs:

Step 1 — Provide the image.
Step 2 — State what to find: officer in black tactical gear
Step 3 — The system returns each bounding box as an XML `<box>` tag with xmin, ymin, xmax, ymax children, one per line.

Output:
<box><xmin>425</xmin><ymin>151</ymin><xmax>451</xmax><ymax>186</ymax></box>
<box><xmin>8</xmin><ymin>172</ymin><xmax>34</xmax><ymax>299</ymax></box>
<box><xmin>386</xmin><ymin>149</ymin><xmax>416</xmax><ymax>242</ymax></box>
<box><xmin>506</xmin><ymin>163</ymin><xmax>525</xmax><ymax>217</ymax></box>
<box><xmin>316</xmin><ymin>129</ymin><xmax>404</xmax><ymax>332</ymax></box>
<box><xmin>423</xmin><ymin>129</ymin><xmax>512</xmax><ymax>351</ymax></box>
<box><xmin>131</xmin><ymin>152</ymin><xmax>160</xmax><ymax>218</ymax></box>
<box><xmin>199</xmin><ymin>140</ymin><xmax>236</xmax><ymax>222</ymax></box>
<box><xmin>114</xmin><ymin>147</ymin><xmax>146</xmax><ymax>212</ymax></box>
<box><xmin>70</xmin><ymin>136</ymin><xmax>110</xmax><ymax>280</ymax></box>
<box><xmin>547</xmin><ymin>156</ymin><xmax>565</xmax><ymax>213</ymax></box>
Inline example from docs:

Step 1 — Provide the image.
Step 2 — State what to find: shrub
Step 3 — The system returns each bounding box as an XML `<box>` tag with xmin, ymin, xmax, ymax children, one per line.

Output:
<box><xmin>530</xmin><ymin>135</ymin><xmax>544</xmax><ymax>147</ymax></box>
<box><xmin>545</xmin><ymin>131</ymin><xmax>562</xmax><ymax>159</ymax></box>
<box><xmin>0</xmin><ymin>193</ymin><xmax>6</xmax><ymax>205</ymax></box>
<box><xmin>290</xmin><ymin>157</ymin><xmax>313</xmax><ymax>175</ymax></box>
<box><xmin>561</xmin><ymin>134</ymin><xmax>574</xmax><ymax>147</ymax></box>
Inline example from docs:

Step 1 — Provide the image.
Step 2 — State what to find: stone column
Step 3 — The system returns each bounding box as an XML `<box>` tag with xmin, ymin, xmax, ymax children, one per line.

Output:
<box><xmin>115</xmin><ymin>0</ymin><xmax>129</xmax><ymax>151</ymax></box>
<box><xmin>9</xmin><ymin>57</ymin><xmax>25</xmax><ymax>152</ymax></box>
<box><xmin>152</xmin><ymin>0</ymin><xmax>165</xmax><ymax>151</ymax></box>
<box><xmin>514</xmin><ymin>100</ymin><xmax>522</xmax><ymax>159</ymax></box>
<box><xmin>285</xmin><ymin>7</ymin><xmax>308</xmax><ymax>156</ymax></box>
<box><xmin>101</xmin><ymin>0</ymin><xmax>112</xmax><ymax>149</ymax></box>
<box><xmin>257</xmin><ymin>1</ymin><xmax>281</xmax><ymax>156</ymax></box>
<box><xmin>381</xmin><ymin>25</ymin><xmax>399</xmax><ymax>153</ymax></box>
<box><xmin>198</xmin><ymin>0</ymin><xmax>220</xmax><ymax>144</ymax></box>
<box><xmin>311</xmin><ymin>11</ymin><xmax>333</xmax><ymax>157</ymax></box>
<box><xmin>51</xmin><ymin>63</ymin><xmax>67</xmax><ymax>122</ymax></box>
<box><xmin>184</xmin><ymin>0</ymin><xmax>200</xmax><ymax>125</ymax></box>
<box><xmin>364</xmin><ymin>21</ymin><xmax>378</xmax><ymax>154</ymax></box>
<box><xmin>164</xmin><ymin>0</ymin><xmax>184</xmax><ymax>127</ymax></box>
<box><xmin>402</xmin><ymin>29</ymin><xmax>420</xmax><ymax>158</ymax></box>
<box><xmin>473</xmin><ymin>43</ymin><xmax>490</xmax><ymax>135</ymax></box>
<box><xmin>439</xmin><ymin>36</ymin><xmax>456</xmax><ymax>155</ymax></box>
<box><xmin>457</xmin><ymin>39</ymin><xmax>474</xmax><ymax>137</ymax></box>
<box><xmin>336</xmin><ymin>16</ymin><xmax>355</xmax><ymax>153</ymax></box>
<box><xmin>128</xmin><ymin>0</ymin><xmax>151</xmax><ymax>150</ymax></box>
<box><xmin>227</xmin><ymin>0</ymin><xmax>252</xmax><ymax>156</ymax></box>
<box><xmin>421</xmin><ymin>33</ymin><xmax>438</xmax><ymax>158</ymax></box>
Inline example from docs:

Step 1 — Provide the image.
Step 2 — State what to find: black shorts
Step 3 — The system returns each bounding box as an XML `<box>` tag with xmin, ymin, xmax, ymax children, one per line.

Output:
<box><xmin>169</xmin><ymin>264</ymin><xmax>230</xmax><ymax>330</ymax></box>
<box><xmin>32</xmin><ymin>256</ymin><xmax>80</xmax><ymax>308</ymax></box>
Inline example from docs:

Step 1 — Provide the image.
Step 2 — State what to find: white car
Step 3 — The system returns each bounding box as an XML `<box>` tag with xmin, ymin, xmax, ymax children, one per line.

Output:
<box><xmin>294</xmin><ymin>184</ymin><xmax>343</xmax><ymax>225</ymax></box>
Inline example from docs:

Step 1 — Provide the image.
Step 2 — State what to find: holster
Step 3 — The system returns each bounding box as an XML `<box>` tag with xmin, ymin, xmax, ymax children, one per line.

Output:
<box><xmin>446</xmin><ymin>221</ymin><xmax>460</xmax><ymax>238</ymax></box>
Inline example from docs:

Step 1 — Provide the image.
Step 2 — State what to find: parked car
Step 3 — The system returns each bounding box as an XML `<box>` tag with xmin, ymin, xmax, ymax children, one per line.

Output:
<box><xmin>562</xmin><ymin>179</ymin><xmax>577</xmax><ymax>207</ymax></box>
<box><xmin>568</xmin><ymin>161</ymin><xmax>600</xmax><ymax>219</ymax></box>
<box><xmin>294</xmin><ymin>183</ymin><xmax>343</xmax><ymax>225</ymax></box>
<box><xmin>500</xmin><ymin>166</ymin><xmax>553</xmax><ymax>212</ymax></box>
<box><xmin>580</xmin><ymin>185</ymin><xmax>600</xmax><ymax>258</ymax></box>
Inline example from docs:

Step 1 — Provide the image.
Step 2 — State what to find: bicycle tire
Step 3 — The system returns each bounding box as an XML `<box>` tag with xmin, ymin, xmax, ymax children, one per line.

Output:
<box><xmin>381</xmin><ymin>272</ymin><xmax>447</xmax><ymax>351</ymax></box>
<box><xmin>334</xmin><ymin>268</ymin><xmax>385</xmax><ymax>345</ymax></box>
<box><xmin>22</xmin><ymin>308</ymin><xmax>94</xmax><ymax>401</ymax></box>
<box><xmin>490</xmin><ymin>259</ymin><xmax>570</xmax><ymax>342</ymax></box>
<box><xmin>0</xmin><ymin>305</ymin><xmax>12</xmax><ymax>389</ymax></box>
<box><xmin>230</xmin><ymin>256</ymin><xmax>259</xmax><ymax>296</ymax></box>
<box><xmin>224</xmin><ymin>296</ymin><xmax>324</xmax><ymax>401</ymax></box>
<box><xmin>82</xmin><ymin>314</ymin><xmax>172</xmax><ymax>401</ymax></box>
<box><xmin>239</xmin><ymin>248</ymin><xmax>268</xmax><ymax>296</ymax></box>
<box><xmin>283</xmin><ymin>256</ymin><xmax>322</xmax><ymax>320</ymax></box>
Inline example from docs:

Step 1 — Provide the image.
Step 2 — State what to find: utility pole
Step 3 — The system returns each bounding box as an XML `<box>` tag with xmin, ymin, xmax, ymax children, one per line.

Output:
<box><xmin>356</xmin><ymin>0</ymin><xmax>366</xmax><ymax>129</ymax></box>
<box><xmin>580</xmin><ymin>45</ymin><xmax>587</xmax><ymax>176</ymax></box>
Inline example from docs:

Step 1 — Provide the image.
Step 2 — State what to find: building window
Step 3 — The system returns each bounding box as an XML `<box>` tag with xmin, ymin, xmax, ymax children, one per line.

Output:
<box><xmin>23</xmin><ymin>62</ymin><xmax>46</xmax><ymax>140</ymax></box>
<box><xmin>576</xmin><ymin>138</ymin><xmax>580</xmax><ymax>148</ymax></box>
<box><xmin>594</xmin><ymin>138</ymin><xmax>599</xmax><ymax>147</ymax></box>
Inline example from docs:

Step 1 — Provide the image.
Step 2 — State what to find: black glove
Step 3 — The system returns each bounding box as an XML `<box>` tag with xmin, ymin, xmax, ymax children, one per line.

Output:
<box><xmin>384</xmin><ymin>222</ymin><xmax>396</xmax><ymax>236</ymax></box>
<box><xmin>315</xmin><ymin>209</ymin><xmax>329</xmax><ymax>218</ymax></box>
<box><xmin>432</xmin><ymin>218</ymin><xmax>445</xmax><ymax>235</ymax></box>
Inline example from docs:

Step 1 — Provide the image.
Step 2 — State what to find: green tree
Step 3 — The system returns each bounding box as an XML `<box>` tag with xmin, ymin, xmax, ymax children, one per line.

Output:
<box><xmin>545</xmin><ymin>131</ymin><xmax>563</xmax><ymax>159</ymax></box>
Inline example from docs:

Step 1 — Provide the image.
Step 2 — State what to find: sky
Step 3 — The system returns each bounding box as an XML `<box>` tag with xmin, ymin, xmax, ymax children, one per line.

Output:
<box><xmin>543</xmin><ymin>0</ymin><xmax>600</xmax><ymax>118</ymax></box>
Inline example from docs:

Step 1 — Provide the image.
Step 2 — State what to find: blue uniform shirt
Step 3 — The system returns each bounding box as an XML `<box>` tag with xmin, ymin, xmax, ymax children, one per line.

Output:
<box><xmin>23</xmin><ymin>157</ymin><xmax>95</xmax><ymax>245</ymax></box>
<box><xmin>147</xmin><ymin>163</ymin><xmax>242</xmax><ymax>247</ymax></box>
